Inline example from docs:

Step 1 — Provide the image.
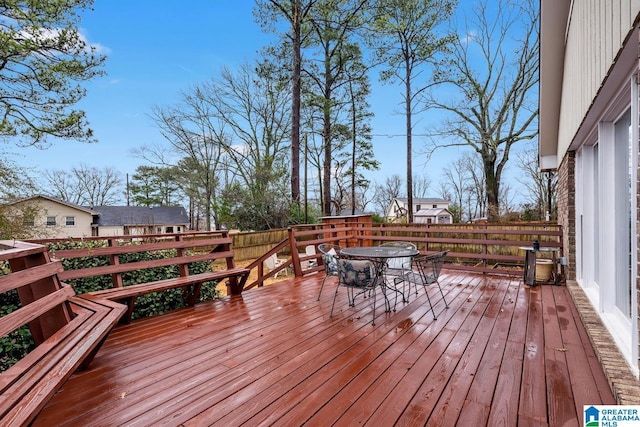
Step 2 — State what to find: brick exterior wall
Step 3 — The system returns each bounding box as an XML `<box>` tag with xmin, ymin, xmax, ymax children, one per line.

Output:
<box><xmin>557</xmin><ymin>151</ymin><xmax>575</xmax><ymax>281</ymax></box>
<box><xmin>636</xmin><ymin>53</ymin><xmax>640</xmax><ymax>374</ymax></box>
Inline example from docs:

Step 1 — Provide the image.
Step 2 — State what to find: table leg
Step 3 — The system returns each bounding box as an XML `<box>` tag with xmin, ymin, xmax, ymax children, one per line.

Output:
<box><xmin>524</xmin><ymin>250</ymin><xmax>536</xmax><ymax>286</ymax></box>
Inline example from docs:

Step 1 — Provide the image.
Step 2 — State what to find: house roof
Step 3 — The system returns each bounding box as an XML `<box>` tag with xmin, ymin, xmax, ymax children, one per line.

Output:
<box><xmin>415</xmin><ymin>208</ymin><xmax>451</xmax><ymax>217</ymax></box>
<box><xmin>393</xmin><ymin>198</ymin><xmax>449</xmax><ymax>204</ymax></box>
<box><xmin>89</xmin><ymin>206</ymin><xmax>189</xmax><ymax>227</ymax></box>
<box><xmin>4</xmin><ymin>194</ymin><xmax>95</xmax><ymax>215</ymax></box>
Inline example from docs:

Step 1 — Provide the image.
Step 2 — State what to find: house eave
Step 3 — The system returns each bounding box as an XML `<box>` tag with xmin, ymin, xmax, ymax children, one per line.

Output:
<box><xmin>538</xmin><ymin>0</ymin><xmax>571</xmax><ymax>171</ymax></box>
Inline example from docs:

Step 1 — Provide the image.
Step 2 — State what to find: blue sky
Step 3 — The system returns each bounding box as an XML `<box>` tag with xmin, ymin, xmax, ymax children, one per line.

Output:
<box><xmin>16</xmin><ymin>1</ymin><xmax>520</xmax><ymax>204</ymax></box>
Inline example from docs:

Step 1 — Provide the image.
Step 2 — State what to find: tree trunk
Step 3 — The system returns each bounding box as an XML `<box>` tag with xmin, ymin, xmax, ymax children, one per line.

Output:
<box><xmin>405</xmin><ymin>61</ymin><xmax>414</xmax><ymax>223</ymax></box>
<box><xmin>484</xmin><ymin>159</ymin><xmax>500</xmax><ymax>222</ymax></box>
<box><xmin>290</xmin><ymin>0</ymin><xmax>302</xmax><ymax>206</ymax></box>
<box><xmin>322</xmin><ymin>101</ymin><xmax>332</xmax><ymax>216</ymax></box>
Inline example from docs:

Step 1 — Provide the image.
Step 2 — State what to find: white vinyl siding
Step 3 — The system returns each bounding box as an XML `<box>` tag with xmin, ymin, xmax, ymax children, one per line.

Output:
<box><xmin>558</xmin><ymin>0</ymin><xmax>639</xmax><ymax>155</ymax></box>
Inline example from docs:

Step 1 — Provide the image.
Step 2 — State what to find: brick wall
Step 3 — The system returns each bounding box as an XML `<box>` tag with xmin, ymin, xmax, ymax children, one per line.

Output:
<box><xmin>557</xmin><ymin>151</ymin><xmax>576</xmax><ymax>280</ymax></box>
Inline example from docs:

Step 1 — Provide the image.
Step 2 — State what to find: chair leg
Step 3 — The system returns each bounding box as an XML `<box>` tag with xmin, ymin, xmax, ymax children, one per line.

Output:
<box><xmin>436</xmin><ymin>281</ymin><xmax>449</xmax><ymax>308</ymax></box>
<box><xmin>423</xmin><ymin>286</ymin><xmax>437</xmax><ymax>320</ymax></box>
<box><xmin>317</xmin><ymin>275</ymin><xmax>329</xmax><ymax>301</ymax></box>
<box><xmin>330</xmin><ymin>285</ymin><xmax>340</xmax><ymax>317</ymax></box>
<box><xmin>371</xmin><ymin>285</ymin><xmax>377</xmax><ymax>325</ymax></box>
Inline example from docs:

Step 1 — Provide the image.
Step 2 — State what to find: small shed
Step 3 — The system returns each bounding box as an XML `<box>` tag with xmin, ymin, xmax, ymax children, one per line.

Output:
<box><xmin>414</xmin><ymin>208</ymin><xmax>453</xmax><ymax>224</ymax></box>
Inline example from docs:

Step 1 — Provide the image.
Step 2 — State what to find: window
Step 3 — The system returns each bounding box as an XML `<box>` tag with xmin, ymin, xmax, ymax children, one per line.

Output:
<box><xmin>22</xmin><ymin>218</ymin><xmax>35</xmax><ymax>227</ymax></box>
<box><xmin>46</xmin><ymin>216</ymin><xmax>56</xmax><ymax>226</ymax></box>
<box><xmin>415</xmin><ymin>205</ymin><xmax>421</xmax><ymax>211</ymax></box>
<box><xmin>433</xmin><ymin>204</ymin><xmax>438</xmax><ymax>208</ymax></box>
<box><xmin>65</xmin><ymin>216</ymin><xmax>75</xmax><ymax>226</ymax></box>
<box><xmin>166</xmin><ymin>226</ymin><xmax>174</xmax><ymax>233</ymax></box>
<box><xmin>575</xmin><ymin>76</ymin><xmax>638</xmax><ymax>371</ymax></box>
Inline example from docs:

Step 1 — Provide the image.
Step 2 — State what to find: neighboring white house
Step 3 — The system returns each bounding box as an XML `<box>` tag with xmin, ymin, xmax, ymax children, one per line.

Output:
<box><xmin>3</xmin><ymin>194</ymin><xmax>95</xmax><ymax>239</ymax></box>
<box><xmin>2</xmin><ymin>195</ymin><xmax>190</xmax><ymax>238</ymax></box>
<box><xmin>386</xmin><ymin>198</ymin><xmax>450</xmax><ymax>222</ymax></box>
<box><xmin>540</xmin><ymin>1</ymin><xmax>640</xmax><ymax>377</ymax></box>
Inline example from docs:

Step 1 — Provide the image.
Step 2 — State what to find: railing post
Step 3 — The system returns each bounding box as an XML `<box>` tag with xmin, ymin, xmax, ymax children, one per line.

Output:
<box><xmin>482</xmin><ymin>224</ymin><xmax>488</xmax><ymax>271</ymax></box>
<box><xmin>288</xmin><ymin>227</ymin><xmax>303</xmax><ymax>277</ymax></box>
<box><xmin>108</xmin><ymin>238</ymin><xmax>124</xmax><ymax>288</ymax></box>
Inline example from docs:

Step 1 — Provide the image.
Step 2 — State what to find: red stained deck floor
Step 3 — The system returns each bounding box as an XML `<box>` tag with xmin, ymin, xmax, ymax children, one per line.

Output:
<box><xmin>34</xmin><ymin>272</ymin><xmax>615</xmax><ymax>426</ymax></box>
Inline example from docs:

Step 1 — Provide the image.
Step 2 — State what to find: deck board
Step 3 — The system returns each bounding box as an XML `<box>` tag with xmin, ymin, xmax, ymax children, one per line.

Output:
<box><xmin>34</xmin><ymin>272</ymin><xmax>615</xmax><ymax>426</ymax></box>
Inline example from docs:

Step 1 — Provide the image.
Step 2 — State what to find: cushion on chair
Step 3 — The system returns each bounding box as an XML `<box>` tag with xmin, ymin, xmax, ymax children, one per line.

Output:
<box><xmin>323</xmin><ymin>248</ymin><xmax>339</xmax><ymax>275</ymax></box>
<box><xmin>339</xmin><ymin>259</ymin><xmax>373</xmax><ymax>287</ymax></box>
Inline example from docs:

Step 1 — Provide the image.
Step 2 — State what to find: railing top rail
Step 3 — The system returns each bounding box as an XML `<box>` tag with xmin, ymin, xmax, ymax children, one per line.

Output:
<box><xmin>0</xmin><ymin>240</ymin><xmax>48</xmax><ymax>261</ymax></box>
<box><xmin>27</xmin><ymin>230</ymin><xmax>230</xmax><ymax>245</ymax></box>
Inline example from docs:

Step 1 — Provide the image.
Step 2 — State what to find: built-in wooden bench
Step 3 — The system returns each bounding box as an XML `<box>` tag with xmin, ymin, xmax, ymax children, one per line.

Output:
<box><xmin>0</xmin><ymin>241</ymin><xmax>126</xmax><ymax>426</ymax></box>
<box><xmin>54</xmin><ymin>232</ymin><xmax>250</xmax><ymax>324</ymax></box>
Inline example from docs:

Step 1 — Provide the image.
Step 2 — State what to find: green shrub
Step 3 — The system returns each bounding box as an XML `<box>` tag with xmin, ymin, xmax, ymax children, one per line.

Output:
<box><xmin>0</xmin><ymin>288</ymin><xmax>35</xmax><ymax>372</ymax></box>
<box><xmin>1</xmin><ymin>241</ymin><xmax>223</xmax><ymax>371</ymax></box>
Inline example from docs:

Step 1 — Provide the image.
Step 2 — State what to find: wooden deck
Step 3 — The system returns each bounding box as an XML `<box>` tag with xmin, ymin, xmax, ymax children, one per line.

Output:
<box><xmin>34</xmin><ymin>272</ymin><xmax>615</xmax><ymax>426</ymax></box>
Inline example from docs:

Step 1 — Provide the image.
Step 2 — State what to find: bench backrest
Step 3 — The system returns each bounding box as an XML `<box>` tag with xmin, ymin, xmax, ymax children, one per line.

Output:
<box><xmin>52</xmin><ymin>232</ymin><xmax>238</xmax><ymax>288</ymax></box>
<box><xmin>0</xmin><ymin>241</ymin><xmax>74</xmax><ymax>346</ymax></box>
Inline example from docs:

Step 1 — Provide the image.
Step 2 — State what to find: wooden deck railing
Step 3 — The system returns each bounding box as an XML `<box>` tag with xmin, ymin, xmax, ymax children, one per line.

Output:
<box><xmin>27</xmin><ymin>221</ymin><xmax>562</xmax><ymax>291</ymax></box>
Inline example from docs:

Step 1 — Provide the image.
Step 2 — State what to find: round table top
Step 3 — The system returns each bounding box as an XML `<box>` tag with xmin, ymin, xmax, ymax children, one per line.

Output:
<box><xmin>518</xmin><ymin>246</ymin><xmax>559</xmax><ymax>252</ymax></box>
<box><xmin>340</xmin><ymin>246</ymin><xmax>419</xmax><ymax>259</ymax></box>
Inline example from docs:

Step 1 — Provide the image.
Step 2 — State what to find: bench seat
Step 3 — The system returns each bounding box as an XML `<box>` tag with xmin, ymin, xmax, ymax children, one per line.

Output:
<box><xmin>87</xmin><ymin>268</ymin><xmax>250</xmax><ymax>323</ymax></box>
<box><xmin>0</xmin><ymin>293</ymin><xmax>125</xmax><ymax>426</ymax></box>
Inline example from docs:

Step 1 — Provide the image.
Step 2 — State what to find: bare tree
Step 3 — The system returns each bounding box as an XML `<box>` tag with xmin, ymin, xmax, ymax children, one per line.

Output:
<box><xmin>426</xmin><ymin>0</ymin><xmax>539</xmax><ymax>221</ymax></box>
<box><xmin>149</xmin><ymin>94</ymin><xmax>227</xmax><ymax>231</ymax></box>
<box><xmin>412</xmin><ymin>174</ymin><xmax>432</xmax><ymax>199</ymax></box>
<box><xmin>517</xmin><ymin>143</ymin><xmax>557</xmax><ymax>220</ymax></box>
<box><xmin>368</xmin><ymin>0</ymin><xmax>456</xmax><ymax>222</ymax></box>
<box><xmin>373</xmin><ymin>174</ymin><xmax>403</xmax><ymax>218</ymax></box>
<box><xmin>461</xmin><ymin>153</ymin><xmax>486</xmax><ymax>220</ymax></box>
<box><xmin>203</xmin><ymin>62</ymin><xmax>291</xmax><ymax>194</ymax></box>
<box><xmin>440</xmin><ymin>159</ymin><xmax>467</xmax><ymax>222</ymax></box>
<box><xmin>45</xmin><ymin>164</ymin><xmax>123</xmax><ymax>206</ymax></box>
<box><xmin>203</xmin><ymin>62</ymin><xmax>293</xmax><ymax>229</ymax></box>
<box><xmin>146</xmin><ymin>60</ymin><xmax>294</xmax><ymax>231</ymax></box>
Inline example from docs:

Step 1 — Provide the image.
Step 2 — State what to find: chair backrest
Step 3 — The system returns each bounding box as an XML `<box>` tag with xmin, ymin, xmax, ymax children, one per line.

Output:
<box><xmin>379</xmin><ymin>241</ymin><xmax>416</xmax><ymax>249</ymax></box>
<box><xmin>265</xmin><ymin>253</ymin><xmax>278</xmax><ymax>270</ymax></box>
<box><xmin>337</xmin><ymin>258</ymin><xmax>375</xmax><ymax>288</ymax></box>
<box><xmin>379</xmin><ymin>241</ymin><xmax>416</xmax><ymax>270</ymax></box>
<box><xmin>414</xmin><ymin>250</ymin><xmax>448</xmax><ymax>284</ymax></box>
<box><xmin>318</xmin><ymin>244</ymin><xmax>341</xmax><ymax>276</ymax></box>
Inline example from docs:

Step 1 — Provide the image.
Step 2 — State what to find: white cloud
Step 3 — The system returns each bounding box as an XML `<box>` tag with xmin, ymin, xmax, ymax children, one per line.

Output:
<box><xmin>16</xmin><ymin>26</ymin><xmax>111</xmax><ymax>55</ymax></box>
<box><xmin>460</xmin><ymin>31</ymin><xmax>477</xmax><ymax>45</ymax></box>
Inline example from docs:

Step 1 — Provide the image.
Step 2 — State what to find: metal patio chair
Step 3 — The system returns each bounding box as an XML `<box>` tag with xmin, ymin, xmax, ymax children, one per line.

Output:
<box><xmin>394</xmin><ymin>250</ymin><xmax>449</xmax><ymax>320</ymax></box>
<box><xmin>317</xmin><ymin>243</ymin><xmax>342</xmax><ymax>301</ymax></box>
<box><xmin>379</xmin><ymin>241</ymin><xmax>417</xmax><ymax>301</ymax></box>
<box><xmin>330</xmin><ymin>256</ymin><xmax>384</xmax><ymax>325</ymax></box>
